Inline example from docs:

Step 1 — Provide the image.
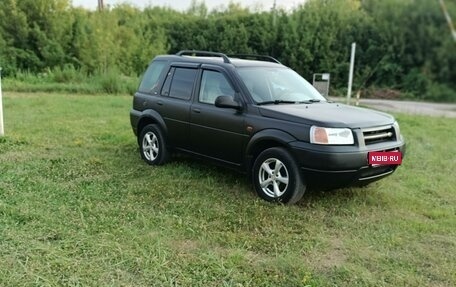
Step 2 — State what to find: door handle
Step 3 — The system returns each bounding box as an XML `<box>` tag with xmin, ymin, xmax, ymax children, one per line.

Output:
<box><xmin>157</xmin><ymin>100</ymin><xmax>163</xmax><ymax>106</ymax></box>
<box><xmin>193</xmin><ymin>108</ymin><xmax>201</xmax><ymax>113</ymax></box>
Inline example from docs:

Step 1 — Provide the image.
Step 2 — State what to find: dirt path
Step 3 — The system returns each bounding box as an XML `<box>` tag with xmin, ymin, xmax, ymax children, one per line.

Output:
<box><xmin>331</xmin><ymin>98</ymin><xmax>456</xmax><ymax>118</ymax></box>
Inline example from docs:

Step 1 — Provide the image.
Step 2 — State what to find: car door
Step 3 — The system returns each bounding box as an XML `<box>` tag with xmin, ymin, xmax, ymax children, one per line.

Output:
<box><xmin>155</xmin><ymin>64</ymin><xmax>198</xmax><ymax>149</ymax></box>
<box><xmin>189</xmin><ymin>66</ymin><xmax>247</xmax><ymax>165</ymax></box>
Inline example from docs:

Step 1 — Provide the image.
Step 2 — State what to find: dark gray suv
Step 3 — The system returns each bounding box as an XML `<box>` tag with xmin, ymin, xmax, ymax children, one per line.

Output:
<box><xmin>130</xmin><ymin>51</ymin><xmax>405</xmax><ymax>204</ymax></box>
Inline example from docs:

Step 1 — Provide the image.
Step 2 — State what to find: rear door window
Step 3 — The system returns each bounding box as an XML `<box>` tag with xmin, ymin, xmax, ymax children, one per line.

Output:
<box><xmin>166</xmin><ymin>67</ymin><xmax>198</xmax><ymax>100</ymax></box>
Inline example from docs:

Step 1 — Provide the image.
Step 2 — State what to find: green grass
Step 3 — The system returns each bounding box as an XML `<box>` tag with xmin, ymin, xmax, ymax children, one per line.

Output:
<box><xmin>1</xmin><ymin>92</ymin><xmax>455</xmax><ymax>286</ymax></box>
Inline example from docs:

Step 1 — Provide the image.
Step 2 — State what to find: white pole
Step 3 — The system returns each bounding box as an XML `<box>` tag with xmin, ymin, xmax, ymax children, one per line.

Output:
<box><xmin>439</xmin><ymin>0</ymin><xmax>456</xmax><ymax>42</ymax></box>
<box><xmin>0</xmin><ymin>67</ymin><xmax>4</xmax><ymax>136</ymax></box>
<box><xmin>346</xmin><ymin>42</ymin><xmax>356</xmax><ymax>105</ymax></box>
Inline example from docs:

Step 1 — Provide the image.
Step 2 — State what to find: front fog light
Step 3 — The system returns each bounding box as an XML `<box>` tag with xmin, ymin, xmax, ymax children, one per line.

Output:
<box><xmin>310</xmin><ymin>126</ymin><xmax>354</xmax><ymax>145</ymax></box>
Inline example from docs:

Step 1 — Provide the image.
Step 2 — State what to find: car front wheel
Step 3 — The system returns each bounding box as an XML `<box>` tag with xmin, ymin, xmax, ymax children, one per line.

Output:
<box><xmin>139</xmin><ymin>124</ymin><xmax>169</xmax><ymax>165</ymax></box>
<box><xmin>252</xmin><ymin>147</ymin><xmax>306</xmax><ymax>204</ymax></box>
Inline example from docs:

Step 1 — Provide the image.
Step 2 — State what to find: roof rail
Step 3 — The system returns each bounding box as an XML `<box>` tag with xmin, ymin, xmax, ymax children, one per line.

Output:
<box><xmin>176</xmin><ymin>50</ymin><xmax>231</xmax><ymax>64</ymax></box>
<box><xmin>227</xmin><ymin>54</ymin><xmax>281</xmax><ymax>64</ymax></box>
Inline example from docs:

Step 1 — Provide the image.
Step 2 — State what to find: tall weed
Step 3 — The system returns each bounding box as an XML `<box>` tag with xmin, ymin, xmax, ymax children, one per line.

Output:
<box><xmin>2</xmin><ymin>67</ymin><xmax>139</xmax><ymax>95</ymax></box>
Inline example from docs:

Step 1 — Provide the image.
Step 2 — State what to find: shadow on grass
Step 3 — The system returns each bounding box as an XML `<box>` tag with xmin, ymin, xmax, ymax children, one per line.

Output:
<box><xmin>169</xmin><ymin>153</ymin><xmax>250</xmax><ymax>183</ymax></box>
<box><xmin>103</xmin><ymin>144</ymin><xmax>384</xmax><ymax>212</ymax></box>
<box><xmin>161</xmin><ymin>152</ymin><xmax>376</xmax><ymax>208</ymax></box>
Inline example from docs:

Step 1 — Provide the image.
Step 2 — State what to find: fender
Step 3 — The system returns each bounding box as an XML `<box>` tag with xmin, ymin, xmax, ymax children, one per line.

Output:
<box><xmin>243</xmin><ymin>129</ymin><xmax>298</xmax><ymax>174</ymax></box>
<box><xmin>134</xmin><ymin>109</ymin><xmax>168</xmax><ymax>137</ymax></box>
<box><xmin>246</xmin><ymin>128</ymin><xmax>297</xmax><ymax>156</ymax></box>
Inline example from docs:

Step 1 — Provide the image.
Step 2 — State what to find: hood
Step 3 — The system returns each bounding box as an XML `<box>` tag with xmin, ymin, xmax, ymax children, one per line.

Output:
<box><xmin>258</xmin><ymin>102</ymin><xmax>394</xmax><ymax>128</ymax></box>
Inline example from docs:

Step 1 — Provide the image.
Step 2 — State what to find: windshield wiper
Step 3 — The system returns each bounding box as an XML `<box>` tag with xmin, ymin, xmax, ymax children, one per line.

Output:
<box><xmin>257</xmin><ymin>99</ymin><xmax>323</xmax><ymax>105</ymax></box>
<box><xmin>257</xmin><ymin>100</ymin><xmax>299</xmax><ymax>105</ymax></box>
<box><xmin>296</xmin><ymin>99</ymin><xmax>324</xmax><ymax>104</ymax></box>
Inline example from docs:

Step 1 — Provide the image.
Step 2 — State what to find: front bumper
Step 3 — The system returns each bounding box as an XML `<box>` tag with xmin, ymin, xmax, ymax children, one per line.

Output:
<box><xmin>289</xmin><ymin>140</ymin><xmax>406</xmax><ymax>188</ymax></box>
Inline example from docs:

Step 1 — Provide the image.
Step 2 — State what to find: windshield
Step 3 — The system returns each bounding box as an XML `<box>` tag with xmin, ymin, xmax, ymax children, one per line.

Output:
<box><xmin>237</xmin><ymin>67</ymin><xmax>326</xmax><ymax>104</ymax></box>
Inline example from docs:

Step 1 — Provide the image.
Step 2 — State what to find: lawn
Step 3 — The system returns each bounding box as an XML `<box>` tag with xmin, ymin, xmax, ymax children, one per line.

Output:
<box><xmin>0</xmin><ymin>92</ymin><xmax>455</xmax><ymax>286</ymax></box>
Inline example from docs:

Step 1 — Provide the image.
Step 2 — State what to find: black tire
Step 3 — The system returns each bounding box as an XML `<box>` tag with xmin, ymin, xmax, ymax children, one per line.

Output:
<box><xmin>252</xmin><ymin>147</ymin><xmax>306</xmax><ymax>204</ymax></box>
<box><xmin>139</xmin><ymin>124</ymin><xmax>169</xmax><ymax>165</ymax></box>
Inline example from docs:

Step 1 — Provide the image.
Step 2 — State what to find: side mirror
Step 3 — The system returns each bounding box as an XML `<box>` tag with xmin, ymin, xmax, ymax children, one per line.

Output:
<box><xmin>215</xmin><ymin>96</ymin><xmax>242</xmax><ymax>110</ymax></box>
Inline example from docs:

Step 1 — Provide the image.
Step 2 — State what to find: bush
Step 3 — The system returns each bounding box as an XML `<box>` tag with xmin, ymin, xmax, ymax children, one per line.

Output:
<box><xmin>424</xmin><ymin>83</ymin><xmax>456</xmax><ymax>102</ymax></box>
<box><xmin>95</xmin><ymin>69</ymin><xmax>138</xmax><ymax>94</ymax></box>
<box><xmin>51</xmin><ymin>65</ymin><xmax>87</xmax><ymax>84</ymax></box>
<box><xmin>97</xmin><ymin>69</ymin><xmax>124</xmax><ymax>94</ymax></box>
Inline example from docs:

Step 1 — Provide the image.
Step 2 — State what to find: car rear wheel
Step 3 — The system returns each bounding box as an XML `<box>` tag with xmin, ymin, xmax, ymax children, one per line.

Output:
<box><xmin>252</xmin><ymin>147</ymin><xmax>305</xmax><ymax>204</ymax></box>
<box><xmin>139</xmin><ymin>124</ymin><xmax>169</xmax><ymax>165</ymax></box>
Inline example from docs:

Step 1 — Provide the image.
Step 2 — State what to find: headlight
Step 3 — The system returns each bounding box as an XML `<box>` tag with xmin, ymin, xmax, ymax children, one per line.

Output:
<box><xmin>310</xmin><ymin>126</ymin><xmax>354</xmax><ymax>145</ymax></box>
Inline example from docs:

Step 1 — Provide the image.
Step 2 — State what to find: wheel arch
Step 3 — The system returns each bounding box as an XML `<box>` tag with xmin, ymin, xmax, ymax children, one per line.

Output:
<box><xmin>136</xmin><ymin>110</ymin><xmax>167</xmax><ymax>145</ymax></box>
<box><xmin>245</xmin><ymin>129</ymin><xmax>297</xmax><ymax>171</ymax></box>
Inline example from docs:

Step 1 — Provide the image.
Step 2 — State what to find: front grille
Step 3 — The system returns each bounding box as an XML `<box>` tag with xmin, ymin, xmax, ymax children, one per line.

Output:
<box><xmin>362</xmin><ymin>125</ymin><xmax>395</xmax><ymax>145</ymax></box>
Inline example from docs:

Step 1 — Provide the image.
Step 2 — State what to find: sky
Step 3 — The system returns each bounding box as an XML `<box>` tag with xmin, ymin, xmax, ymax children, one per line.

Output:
<box><xmin>71</xmin><ymin>0</ymin><xmax>307</xmax><ymax>12</ymax></box>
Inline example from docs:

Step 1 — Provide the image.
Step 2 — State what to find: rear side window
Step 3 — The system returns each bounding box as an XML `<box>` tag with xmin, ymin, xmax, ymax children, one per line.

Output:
<box><xmin>138</xmin><ymin>60</ymin><xmax>166</xmax><ymax>93</ymax></box>
<box><xmin>166</xmin><ymin>67</ymin><xmax>197</xmax><ymax>100</ymax></box>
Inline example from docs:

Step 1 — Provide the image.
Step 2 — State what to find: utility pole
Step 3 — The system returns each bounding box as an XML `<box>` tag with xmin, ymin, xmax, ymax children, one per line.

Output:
<box><xmin>439</xmin><ymin>0</ymin><xmax>456</xmax><ymax>42</ymax></box>
<box><xmin>272</xmin><ymin>0</ymin><xmax>277</xmax><ymax>27</ymax></box>
<box><xmin>98</xmin><ymin>0</ymin><xmax>104</xmax><ymax>11</ymax></box>
<box><xmin>270</xmin><ymin>0</ymin><xmax>278</xmax><ymax>56</ymax></box>
<box><xmin>346</xmin><ymin>43</ymin><xmax>356</xmax><ymax>105</ymax></box>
